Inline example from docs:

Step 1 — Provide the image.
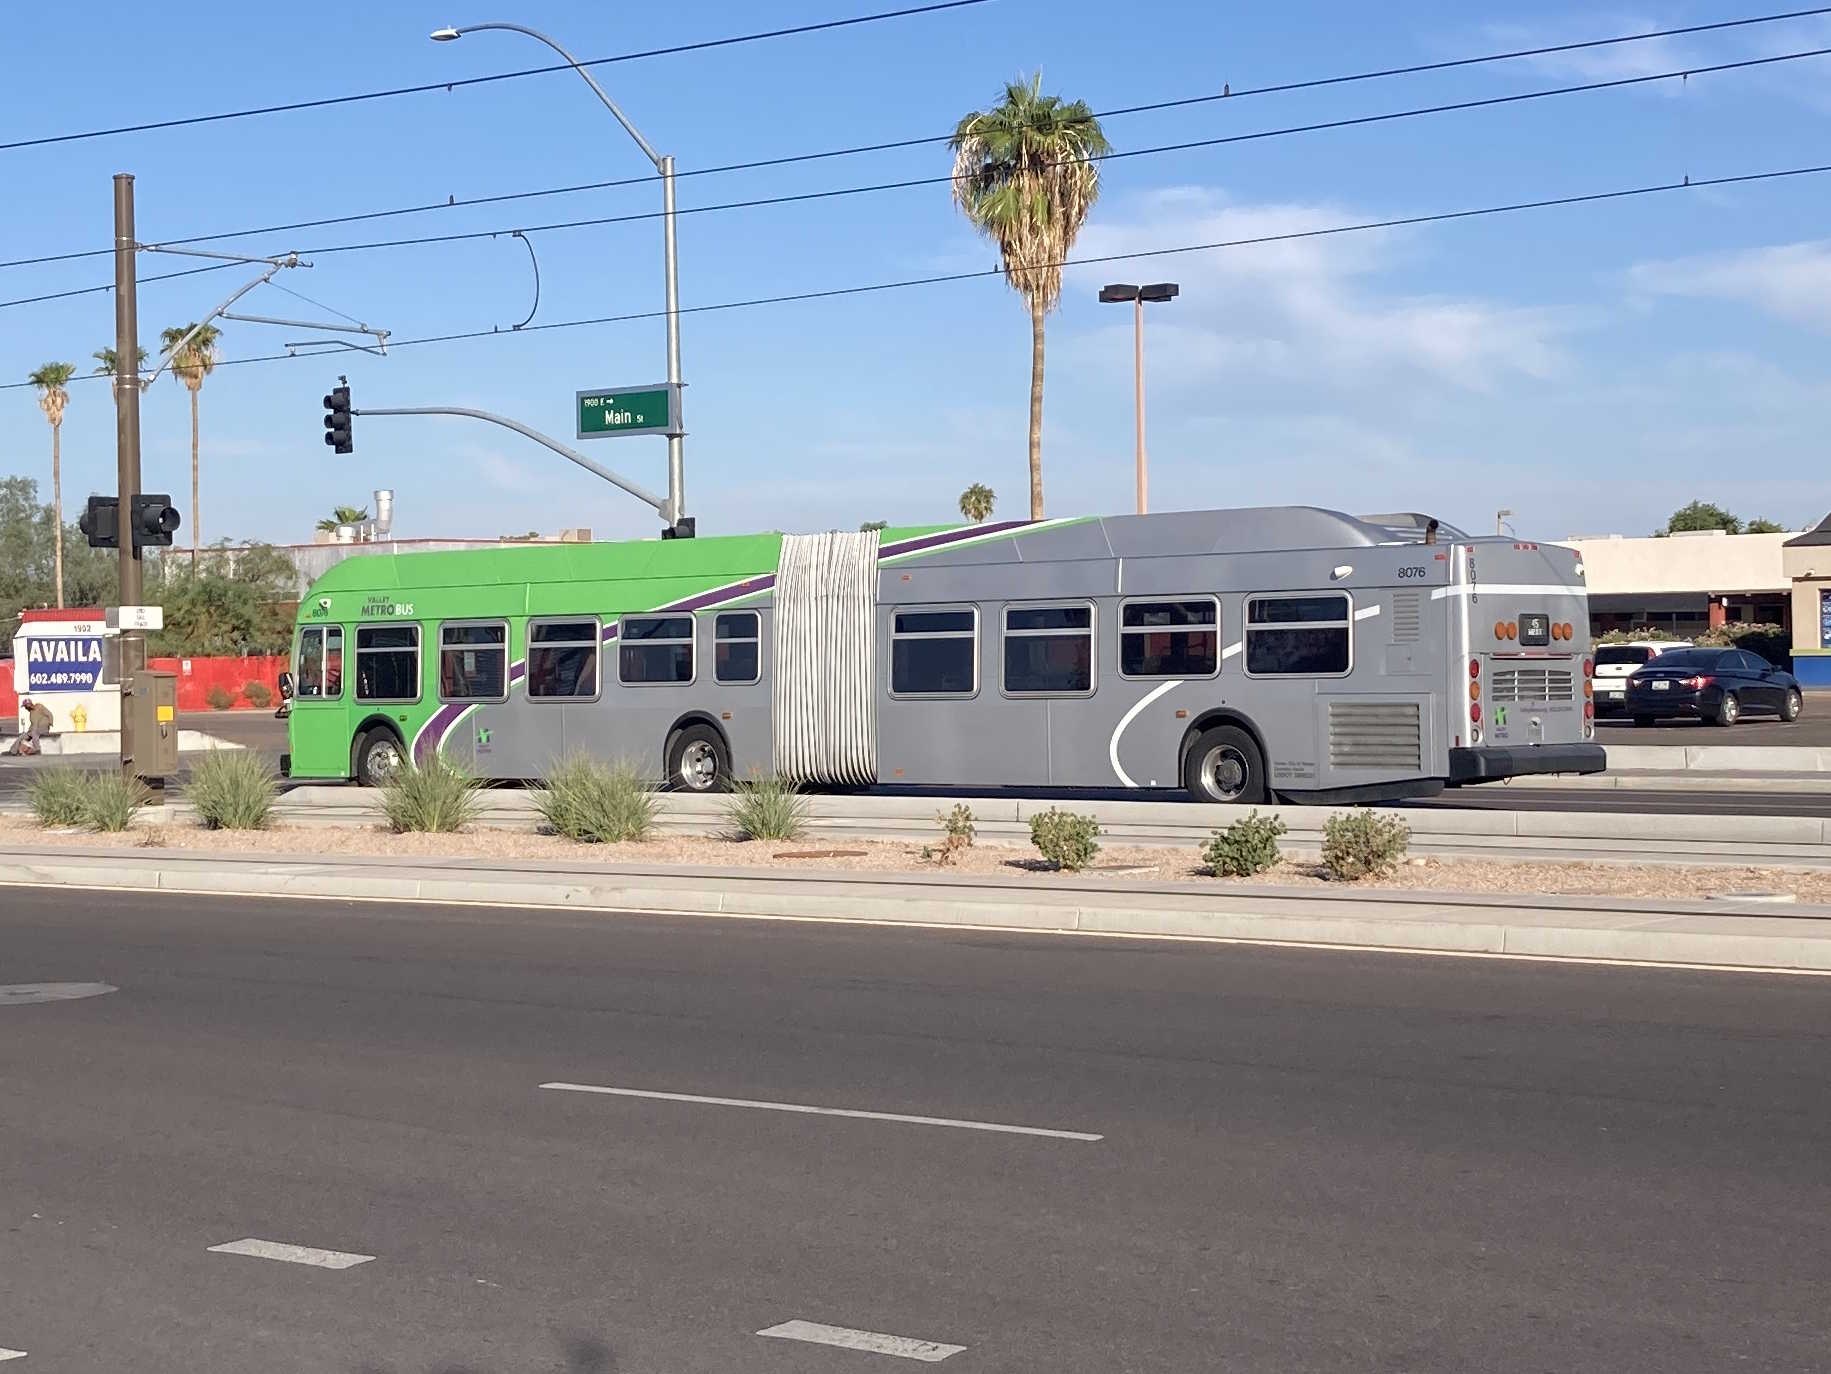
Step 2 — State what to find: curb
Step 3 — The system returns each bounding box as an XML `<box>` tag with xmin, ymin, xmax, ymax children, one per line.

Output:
<box><xmin>4</xmin><ymin>845</ymin><xmax>1829</xmax><ymax>974</ymax></box>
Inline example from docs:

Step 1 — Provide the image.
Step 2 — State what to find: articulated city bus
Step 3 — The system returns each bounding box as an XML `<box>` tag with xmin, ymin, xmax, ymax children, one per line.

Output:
<box><xmin>280</xmin><ymin>506</ymin><xmax>1605</xmax><ymax>804</ymax></box>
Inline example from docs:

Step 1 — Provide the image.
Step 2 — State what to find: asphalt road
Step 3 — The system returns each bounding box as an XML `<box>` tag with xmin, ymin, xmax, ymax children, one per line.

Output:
<box><xmin>4</xmin><ymin>888</ymin><xmax>1830</xmax><ymax>1373</ymax></box>
<box><xmin>1595</xmin><ymin>710</ymin><xmax>1831</xmax><ymax>746</ymax></box>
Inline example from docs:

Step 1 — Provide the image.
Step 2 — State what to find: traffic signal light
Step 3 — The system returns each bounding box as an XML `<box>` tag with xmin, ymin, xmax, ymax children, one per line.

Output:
<box><xmin>129</xmin><ymin>494</ymin><xmax>181</xmax><ymax>547</ymax></box>
<box><xmin>79</xmin><ymin>495</ymin><xmax>119</xmax><ymax>549</ymax></box>
<box><xmin>323</xmin><ymin>385</ymin><xmax>353</xmax><ymax>454</ymax></box>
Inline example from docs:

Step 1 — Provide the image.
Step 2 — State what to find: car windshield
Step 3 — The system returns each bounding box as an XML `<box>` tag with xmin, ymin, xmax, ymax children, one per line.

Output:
<box><xmin>1642</xmin><ymin>648</ymin><xmax>1722</xmax><ymax>670</ymax></box>
<box><xmin>1596</xmin><ymin>646</ymin><xmax>1652</xmax><ymax>666</ymax></box>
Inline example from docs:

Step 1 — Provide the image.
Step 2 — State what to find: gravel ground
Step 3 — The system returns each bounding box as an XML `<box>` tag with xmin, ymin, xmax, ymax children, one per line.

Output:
<box><xmin>2</xmin><ymin>815</ymin><xmax>1827</xmax><ymax>903</ymax></box>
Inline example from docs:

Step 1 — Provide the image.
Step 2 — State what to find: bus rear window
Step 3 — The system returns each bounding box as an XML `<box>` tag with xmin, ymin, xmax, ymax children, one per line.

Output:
<box><xmin>1245</xmin><ymin>593</ymin><xmax>1351</xmax><ymax>676</ymax></box>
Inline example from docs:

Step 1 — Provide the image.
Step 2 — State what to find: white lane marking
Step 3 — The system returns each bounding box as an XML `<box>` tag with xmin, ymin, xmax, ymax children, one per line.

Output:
<box><xmin>540</xmin><ymin>1083</ymin><xmax>1103</xmax><ymax>1141</ymax></box>
<box><xmin>207</xmin><ymin>1238</ymin><xmax>374</xmax><ymax>1269</ymax></box>
<box><xmin>1353</xmin><ymin>605</ymin><xmax>1381</xmax><ymax>621</ymax></box>
<box><xmin>0</xmin><ymin>1348</ymin><xmax>25</xmax><ymax>1361</ymax></box>
<box><xmin>758</xmin><ymin>1320</ymin><xmax>966</xmax><ymax>1362</ymax></box>
<box><xmin>1430</xmin><ymin>583</ymin><xmax>1575</xmax><ymax>600</ymax></box>
<box><xmin>1108</xmin><ymin>679</ymin><xmax>1182</xmax><ymax>787</ymax></box>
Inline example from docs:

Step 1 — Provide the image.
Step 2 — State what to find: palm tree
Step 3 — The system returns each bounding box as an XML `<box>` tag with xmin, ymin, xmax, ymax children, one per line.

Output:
<box><xmin>28</xmin><ymin>362</ymin><xmax>77</xmax><ymax>608</ymax></box>
<box><xmin>316</xmin><ymin>505</ymin><xmax>369</xmax><ymax>533</ymax></box>
<box><xmin>958</xmin><ymin>483</ymin><xmax>996</xmax><ymax>523</ymax></box>
<box><xmin>93</xmin><ymin>345</ymin><xmax>150</xmax><ymax>391</ymax></box>
<box><xmin>159</xmin><ymin>322</ymin><xmax>222</xmax><ymax>557</ymax></box>
<box><xmin>951</xmin><ymin>73</ymin><xmax>1109</xmax><ymax>520</ymax></box>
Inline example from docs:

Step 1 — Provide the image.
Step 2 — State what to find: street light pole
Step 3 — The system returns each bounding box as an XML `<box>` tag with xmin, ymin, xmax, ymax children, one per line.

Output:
<box><xmin>433</xmin><ymin>22</ymin><xmax>686</xmax><ymax>528</ymax></box>
<box><xmin>1100</xmin><ymin>283</ymin><xmax>1179</xmax><ymax>515</ymax></box>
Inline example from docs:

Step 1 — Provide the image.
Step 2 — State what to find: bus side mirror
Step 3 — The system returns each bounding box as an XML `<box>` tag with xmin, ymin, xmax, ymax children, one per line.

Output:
<box><xmin>278</xmin><ymin>672</ymin><xmax>294</xmax><ymax>700</ymax></box>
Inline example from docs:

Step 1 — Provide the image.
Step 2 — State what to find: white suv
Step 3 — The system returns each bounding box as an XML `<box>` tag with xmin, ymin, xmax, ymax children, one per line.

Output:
<box><xmin>1593</xmin><ymin>639</ymin><xmax>1693</xmax><ymax>713</ymax></box>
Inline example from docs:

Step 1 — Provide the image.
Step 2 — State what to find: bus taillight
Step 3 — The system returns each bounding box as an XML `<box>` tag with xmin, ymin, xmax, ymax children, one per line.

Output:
<box><xmin>1468</xmin><ymin>657</ymin><xmax>1480</xmax><ymax>679</ymax></box>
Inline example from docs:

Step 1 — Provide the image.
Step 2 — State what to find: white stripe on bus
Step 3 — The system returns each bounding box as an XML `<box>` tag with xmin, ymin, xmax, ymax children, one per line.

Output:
<box><xmin>1109</xmin><ymin>679</ymin><xmax>1183</xmax><ymax>788</ymax></box>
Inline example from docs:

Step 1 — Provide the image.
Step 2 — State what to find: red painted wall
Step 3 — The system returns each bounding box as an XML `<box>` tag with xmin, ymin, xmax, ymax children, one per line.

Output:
<box><xmin>4</xmin><ymin>654</ymin><xmax>288</xmax><ymax>719</ymax></box>
<box><xmin>0</xmin><ymin>663</ymin><xmax>14</xmax><ymax>722</ymax></box>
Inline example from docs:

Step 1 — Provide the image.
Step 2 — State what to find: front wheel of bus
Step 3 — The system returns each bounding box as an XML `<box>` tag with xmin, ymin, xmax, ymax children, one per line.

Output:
<box><xmin>666</xmin><ymin>723</ymin><xmax>730</xmax><ymax>793</ymax></box>
<box><xmin>356</xmin><ymin>729</ymin><xmax>406</xmax><ymax>787</ymax></box>
<box><xmin>1184</xmin><ymin>726</ymin><xmax>1267</xmax><ymax>806</ymax></box>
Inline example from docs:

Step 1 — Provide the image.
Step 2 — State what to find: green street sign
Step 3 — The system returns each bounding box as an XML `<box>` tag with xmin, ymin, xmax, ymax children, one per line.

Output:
<box><xmin>576</xmin><ymin>384</ymin><xmax>682</xmax><ymax>440</ymax></box>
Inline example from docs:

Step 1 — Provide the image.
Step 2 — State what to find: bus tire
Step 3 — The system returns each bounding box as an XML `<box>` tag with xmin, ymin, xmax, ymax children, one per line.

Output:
<box><xmin>1183</xmin><ymin>725</ymin><xmax>1267</xmax><ymax>805</ymax></box>
<box><xmin>666</xmin><ymin>722</ymin><xmax>730</xmax><ymax>793</ymax></box>
<box><xmin>355</xmin><ymin>728</ymin><xmax>407</xmax><ymax>787</ymax></box>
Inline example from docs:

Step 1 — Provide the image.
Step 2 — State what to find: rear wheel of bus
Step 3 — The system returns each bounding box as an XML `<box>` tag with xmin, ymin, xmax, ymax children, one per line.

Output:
<box><xmin>1183</xmin><ymin>725</ymin><xmax>1267</xmax><ymax>806</ymax></box>
<box><xmin>666</xmin><ymin>722</ymin><xmax>731</xmax><ymax>793</ymax></box>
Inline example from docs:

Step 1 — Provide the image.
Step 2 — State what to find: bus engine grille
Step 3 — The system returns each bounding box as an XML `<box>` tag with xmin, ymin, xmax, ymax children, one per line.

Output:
<box><xmin>1490</xmin><ymin>668</ymin><xmax>1575</xmax><ymax>704</ymax></box>
<box><xmin>1328</xmin><ymin>701</ymin><xmax>1422</xmax><ymax>770</ymax></box>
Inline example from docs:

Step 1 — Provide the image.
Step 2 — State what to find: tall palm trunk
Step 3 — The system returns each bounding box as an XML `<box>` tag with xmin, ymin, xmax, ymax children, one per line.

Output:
<box><xmin>189</xmin><ymin>383</ymin><xmax>201</xmax><ymax>561</ymax></box>
<box><xmin>1027</xmin><ymin>295</ymin><xmax>1046</xmax><ymax>520</ymax></box>
<box><xmin>52</xmin><ymin>421</ymin><xmax>64</xmax><ymax>608</ymax></box>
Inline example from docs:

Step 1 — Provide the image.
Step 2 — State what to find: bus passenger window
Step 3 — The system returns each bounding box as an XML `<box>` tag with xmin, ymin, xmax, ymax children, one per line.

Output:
<box><xmin>715</xmin><ymin>611</ymin><xmax>761</xmax><ymax>684</ymax></box>
<box><xmin>439</xmin><ymin>623</ymin><xmax>508</xmax><ymax>702</ymax></box>
<box><xmin>354</xmin><ymin>624</ymin><xmax>421</xmax><ymax>702</ymax></box>
<box><xmin>891</xmin><ymin>608</ymin><xmax>976</xmax><ymax>696</ymax></box>
<box><xmin>1003</xmin><ymin>604</ymin><xmax>1094</xmax><ymax>695</ymax></box>
<box><xmin>620</xmin><ymin>616</ymin><xmax>694</xmax><ymax>685</ymax></box>
<box><xmin>1121</xmin><ymin>599</ymin><xmax>1219</xmax><ymax>678</ymax></box>
<box><xmin>1245</xmin><ymin>593</ymin><xmax>1352</xmax><ymax>676</ymax></box>
<box><xmin>528</xmin><ymin>619</ymin><xmax>599</xmax><ymax>700</ymax></box>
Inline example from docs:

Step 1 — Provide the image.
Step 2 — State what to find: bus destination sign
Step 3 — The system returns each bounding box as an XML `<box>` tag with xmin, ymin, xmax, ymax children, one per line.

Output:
<box><xmin>576</xmin><ymin>384</ymin><xmax>681</xmax><ymax>440</ymax></box>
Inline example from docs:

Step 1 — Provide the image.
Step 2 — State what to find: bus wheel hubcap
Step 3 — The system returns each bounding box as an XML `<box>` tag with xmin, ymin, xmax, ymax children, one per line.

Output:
<box><xmin>1202</xmin><ymin>746</ymin><xmax>1248</xmax><ymax>799</ymax></box>
<box><xmin>681</xmin><ymin>741</ymin><xmax>718</xmax><ymax>789</ymax></box>
<box><xmin>370</xmin><ymin>741</ymin><xmax>402</xmax><ymax>781</ymax></box>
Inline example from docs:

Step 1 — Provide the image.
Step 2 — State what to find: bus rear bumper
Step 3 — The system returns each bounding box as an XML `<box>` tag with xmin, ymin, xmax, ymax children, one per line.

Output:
<box><xmin>1447</xmin><ymin>743</ymin><xmax>1606</xmax><ymax>785</ymax></box>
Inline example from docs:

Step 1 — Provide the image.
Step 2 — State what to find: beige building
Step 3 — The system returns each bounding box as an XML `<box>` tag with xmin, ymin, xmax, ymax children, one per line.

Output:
<box><xmin>1565</xmin><ymin>529</ymin><xmax>1793</xmax><ymax>637</ymax></box>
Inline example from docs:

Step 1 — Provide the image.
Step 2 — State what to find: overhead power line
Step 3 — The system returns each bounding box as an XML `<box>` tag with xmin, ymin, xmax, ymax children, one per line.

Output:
<box><xmin>1</xmin><ymin>41</ymin><xmax>1824</xmax><ymax>308</ymax></box>
<box><xmin>0</xmin><ymin>0</ymin><xmax>993</xmax><ymax>156</ymax></box>
<box><xmin>0</xmin><ymin>261</ymin><xmax>240</xmax><ymax>311</ymax></box>
<box><xmin>7</xmin><ymin>160</ymin><xmax>1826</xmax><ymax>394</ymax></box>
<box><xmin>2</xmin><ymin>5</ymin><xmax>1826</xmax><ymax>272</ymax></box>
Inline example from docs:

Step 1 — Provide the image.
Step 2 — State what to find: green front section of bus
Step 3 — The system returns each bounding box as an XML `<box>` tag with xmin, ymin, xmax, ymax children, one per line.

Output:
<box><xmin>284</xmin><ymin>527</ymin><xmax>955</xmax><ymax>779</ymax></box>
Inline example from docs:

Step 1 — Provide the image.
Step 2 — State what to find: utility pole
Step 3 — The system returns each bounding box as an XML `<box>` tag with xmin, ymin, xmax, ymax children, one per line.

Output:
<box><xmin>113</xmin><ymin>173</ymin><xmax>145</xmax><ymax>785</ymax></box>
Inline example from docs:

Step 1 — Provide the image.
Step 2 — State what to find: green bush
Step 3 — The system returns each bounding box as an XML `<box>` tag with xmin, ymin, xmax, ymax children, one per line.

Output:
<box><xmin>1321</xmin><ymin>810</ymin><xmax>1410</xmax><ymax>881</ymax></box>
<box><xmin>204</xmin><ymin>684</ymin><xmax>235</xmax><ymax>711</ymax></box>
<box><xmin>1202</xmin><ymin>810</ymin><xmax>1286</xmax><ymax>877</ymax></box>
<box><xmin>1029</xmin><ymin>807</ymin><xmax>1101</xmax><ymax>871</ymax></box>
<box><xmin>926</xmin><ymin>803</ymin><xmax>977</xmax><ymax>865</ymax></box>
<box><xmin>1696</xmin><ymin>622</ymin><xmax>1791</xmax><ymax>667</ymax></box>
<box><xmin>724</xmin><ymin>774</ymin><xmax>810</xmax><ymax>841</ymax></box>
<box><xmin>242</xmin><ymin>680</ymin><xmax>273</xmax><ymax>709</ymax></box>
<box><xmin>185</xmin><ymin>750</ymin><xmax>277</xmax><ymax>830</ymax></box>
<box><xmin>26</xmin><ymin>769</ymin><xmax>91</xmax><ymax>826</ymax></box>
<box><xmin>380</xmin><ymin>753</ymin><xmax>481</xmax><ymax>834</ymax></box>
<box><xmin>79</xmin><ymin>771</ymin><xmax>151</xmax><ymax>832</ymax></box>
<box><xmin>536</xmin><ymin>754</ymin><xmax>657</xmax><ymax>843</ymax></box>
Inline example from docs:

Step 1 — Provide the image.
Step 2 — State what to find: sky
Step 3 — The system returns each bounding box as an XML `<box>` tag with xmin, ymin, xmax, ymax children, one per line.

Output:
<box><xmin>3</xmin><ymin>0</ymin><xmax>1831</xmax><ymax>548</ymax></box>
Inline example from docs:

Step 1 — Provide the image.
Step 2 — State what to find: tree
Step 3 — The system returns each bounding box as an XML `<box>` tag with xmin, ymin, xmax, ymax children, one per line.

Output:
<box><xmin>951</xmin><ymin>74</ymin><xmax>1109</xmax><ymax>521</ymax></box>
<box><xmin>27</xmin><ymin>362</ymin><xmax>77</xmax><ymax>608</ymax></box>
<box><xmin>159</xmin><ymin>322</ymin><xmax>222</xmax><ymax>556</ymax></box>
<box><xmin>93</xmin><ymin>345</ymin><xmax>150</xmax><ymax>391</ymax></box>
<box><xmin>859</xmin><ymin>519</ymin><xmax>889</xmax><ymax>532</ymax></box>
<box><xmin>1664</xmin><ymin>501</ymin><xmax>1742</xmax><ymax>535</ymax></box>
<box><xmin>316</xmin><ymin>505</ymin><xmax>369</xmax><ymax>533</ymax></box>
<box><xmin>151</xmin><ymin>542</ymin><xmax>299</xmax><ymax>657</ymax></box>
<box><xmin>1746</xmin><ymin>517</ymin><xmax>1789</xmax><ymax>534</ymax></box>
<box><xmin>0</xmin><ymin>477</ymin><xmax>117</xmax><ymax>656</ymax></box>
<box><xmin>959</xmin><ymin>482</ymin><xmax>996</xmax><ymax>523</ymax></box>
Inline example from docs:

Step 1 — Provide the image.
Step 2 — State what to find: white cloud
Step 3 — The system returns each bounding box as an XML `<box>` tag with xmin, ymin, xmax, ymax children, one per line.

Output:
<box><xmin>1479</xmin><ymin>14</ymin><xmax>1700</xmax><ymax>84</ymax></box>
<box><xmin>1627</xmin><ymin>239</ymin><xmax>1831</xmax><ymax>330</ymax></box>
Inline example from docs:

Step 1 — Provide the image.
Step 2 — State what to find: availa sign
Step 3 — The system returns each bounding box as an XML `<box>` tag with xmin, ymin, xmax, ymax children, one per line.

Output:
<box><xmin>25</xmin><ymin>636</ymin><xmax>104</xmax><ymax>692</ymax></box>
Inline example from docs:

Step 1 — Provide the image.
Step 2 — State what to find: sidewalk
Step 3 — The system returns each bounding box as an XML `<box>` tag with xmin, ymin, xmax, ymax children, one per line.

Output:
<box><xmin>4</xmin><ymin>842</ymin><xmax>1828</xmax><ymax>973</ymax></box>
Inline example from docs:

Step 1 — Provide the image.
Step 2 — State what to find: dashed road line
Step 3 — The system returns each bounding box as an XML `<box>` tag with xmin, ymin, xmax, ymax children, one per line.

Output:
<box><xmin>206</xmin><ymin>1238</ymin><xmax>374</xmax><ymax>1269</ymax></box>
<box><xmin>540</xmin><ymin>1082</ymin><xmax>1103</xmax><ymax>1142</ymax></box>
<box><xmin>758</xmin><ymin>1320</ymin><xmax>966</xmax><ymax>1362</ymax></box>
<box><xmin>0</xmin><ymin>1348</ymin><xmax>26</xmax><ymax>1362</ymax></box>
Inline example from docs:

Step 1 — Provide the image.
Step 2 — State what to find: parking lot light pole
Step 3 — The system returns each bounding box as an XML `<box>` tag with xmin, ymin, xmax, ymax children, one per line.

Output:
<box><xmin>1099</xmin><ymin>282</ymin><xmax>1179</xmax><ymax>515</ymax></box>
<box><xmin>432</xmin><ymin>22</ymin><xmax>686</xmax><ymax>527</ymax></box>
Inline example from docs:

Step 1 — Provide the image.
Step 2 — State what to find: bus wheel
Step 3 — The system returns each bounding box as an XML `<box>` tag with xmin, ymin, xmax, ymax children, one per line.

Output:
<box><xmin>666</xmin><ymin>723</ymin><xmax>730</xmax><ymax>793</ymax></box>
<box><xmin>1184</xmin><ymin>725</ymin><xmax>1266</xmax><ymax>805</ymax></box>
<box><xmin>356</xmin><ymin>729</ymin><xmax>406</xmax><ymax>787</ymax></box>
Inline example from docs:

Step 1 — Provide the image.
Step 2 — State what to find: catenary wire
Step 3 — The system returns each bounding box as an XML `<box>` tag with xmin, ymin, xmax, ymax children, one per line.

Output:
<box><xmin>1</xmin><ymin>5</ymin><xmax>1825</xmax><ymax>271</ymax></box>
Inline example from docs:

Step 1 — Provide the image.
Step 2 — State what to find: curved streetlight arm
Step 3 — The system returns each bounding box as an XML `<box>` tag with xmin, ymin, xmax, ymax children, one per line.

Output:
<box><xmin>438</xmin><ymin>22</ymin><xmax>662</xmax><ymax>169</ymax></box>
<box><xmin>354</xmin><ymin>405</ymin><xmax>675</xmax><ymax>524</ymax></box>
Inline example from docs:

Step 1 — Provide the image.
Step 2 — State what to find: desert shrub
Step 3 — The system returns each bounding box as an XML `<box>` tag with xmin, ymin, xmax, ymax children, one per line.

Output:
<box><xmin>1029</xmin><ymin>807</ymin><xmax>1101</xmax><ymax>871</ymax></box>
<box><xmin>724</xmin><ymin>774</ymin><xmax>810</xmax><ymax>841</ymax></box>
<box><xmin>380</xmin><ymin>753</ymin><xmax>481</xmax><ymax>833</ymax></box>
<box><xmin>26</xmin><ymin>769</ymin><xmax>90</xmax><ymax>826</ymax></box>
<box><xmin>1321</xmin><ymin>811</ymin><xmax>1410</xmax><ymax>881</ymax></box>
<box><xmin>1202</xmin><ymin>810</ymin><xmax>1286</xmax><ymax>877</ymax></box>
<box><xmin>924</xmin><ymin>803</ymin><xmax>977</xmax><ymax>865</ymax></box>
<box><xmin>536</xmin><ymin>754</ymin><xmax>657</xmax><ymax>843</ymax></box>
<box><xmin>185</xmin><ymin>750</ymin><xmax>277</xmax><ymax>830</ymax></box>
<box><xmin>204</xmin><ymin>684</ymin><xmax>235</xmax><ymax>711</ymax></box>
<box><xmin>78</xmin><ymin>771</ymin><xmax>151</xmax><ymax>832</ymax></box>
<box><xmin>242</xmin><ymin>681</ymin><xmax>273</xmax><ymax>708</ymax></box>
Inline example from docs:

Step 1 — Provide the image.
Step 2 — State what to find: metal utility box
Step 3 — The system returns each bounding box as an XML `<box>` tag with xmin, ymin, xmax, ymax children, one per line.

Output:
<box><xmin>127</xmin><ymin>669</ymin><xmax>180</xmax><ymax>777</ymax></box>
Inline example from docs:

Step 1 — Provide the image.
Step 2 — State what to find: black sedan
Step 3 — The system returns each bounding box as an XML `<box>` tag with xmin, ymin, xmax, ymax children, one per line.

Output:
<box><xmin>1625</xmin><ymin>647</ymin><xmax>1804</xmax><ymax>726</ymax></box>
